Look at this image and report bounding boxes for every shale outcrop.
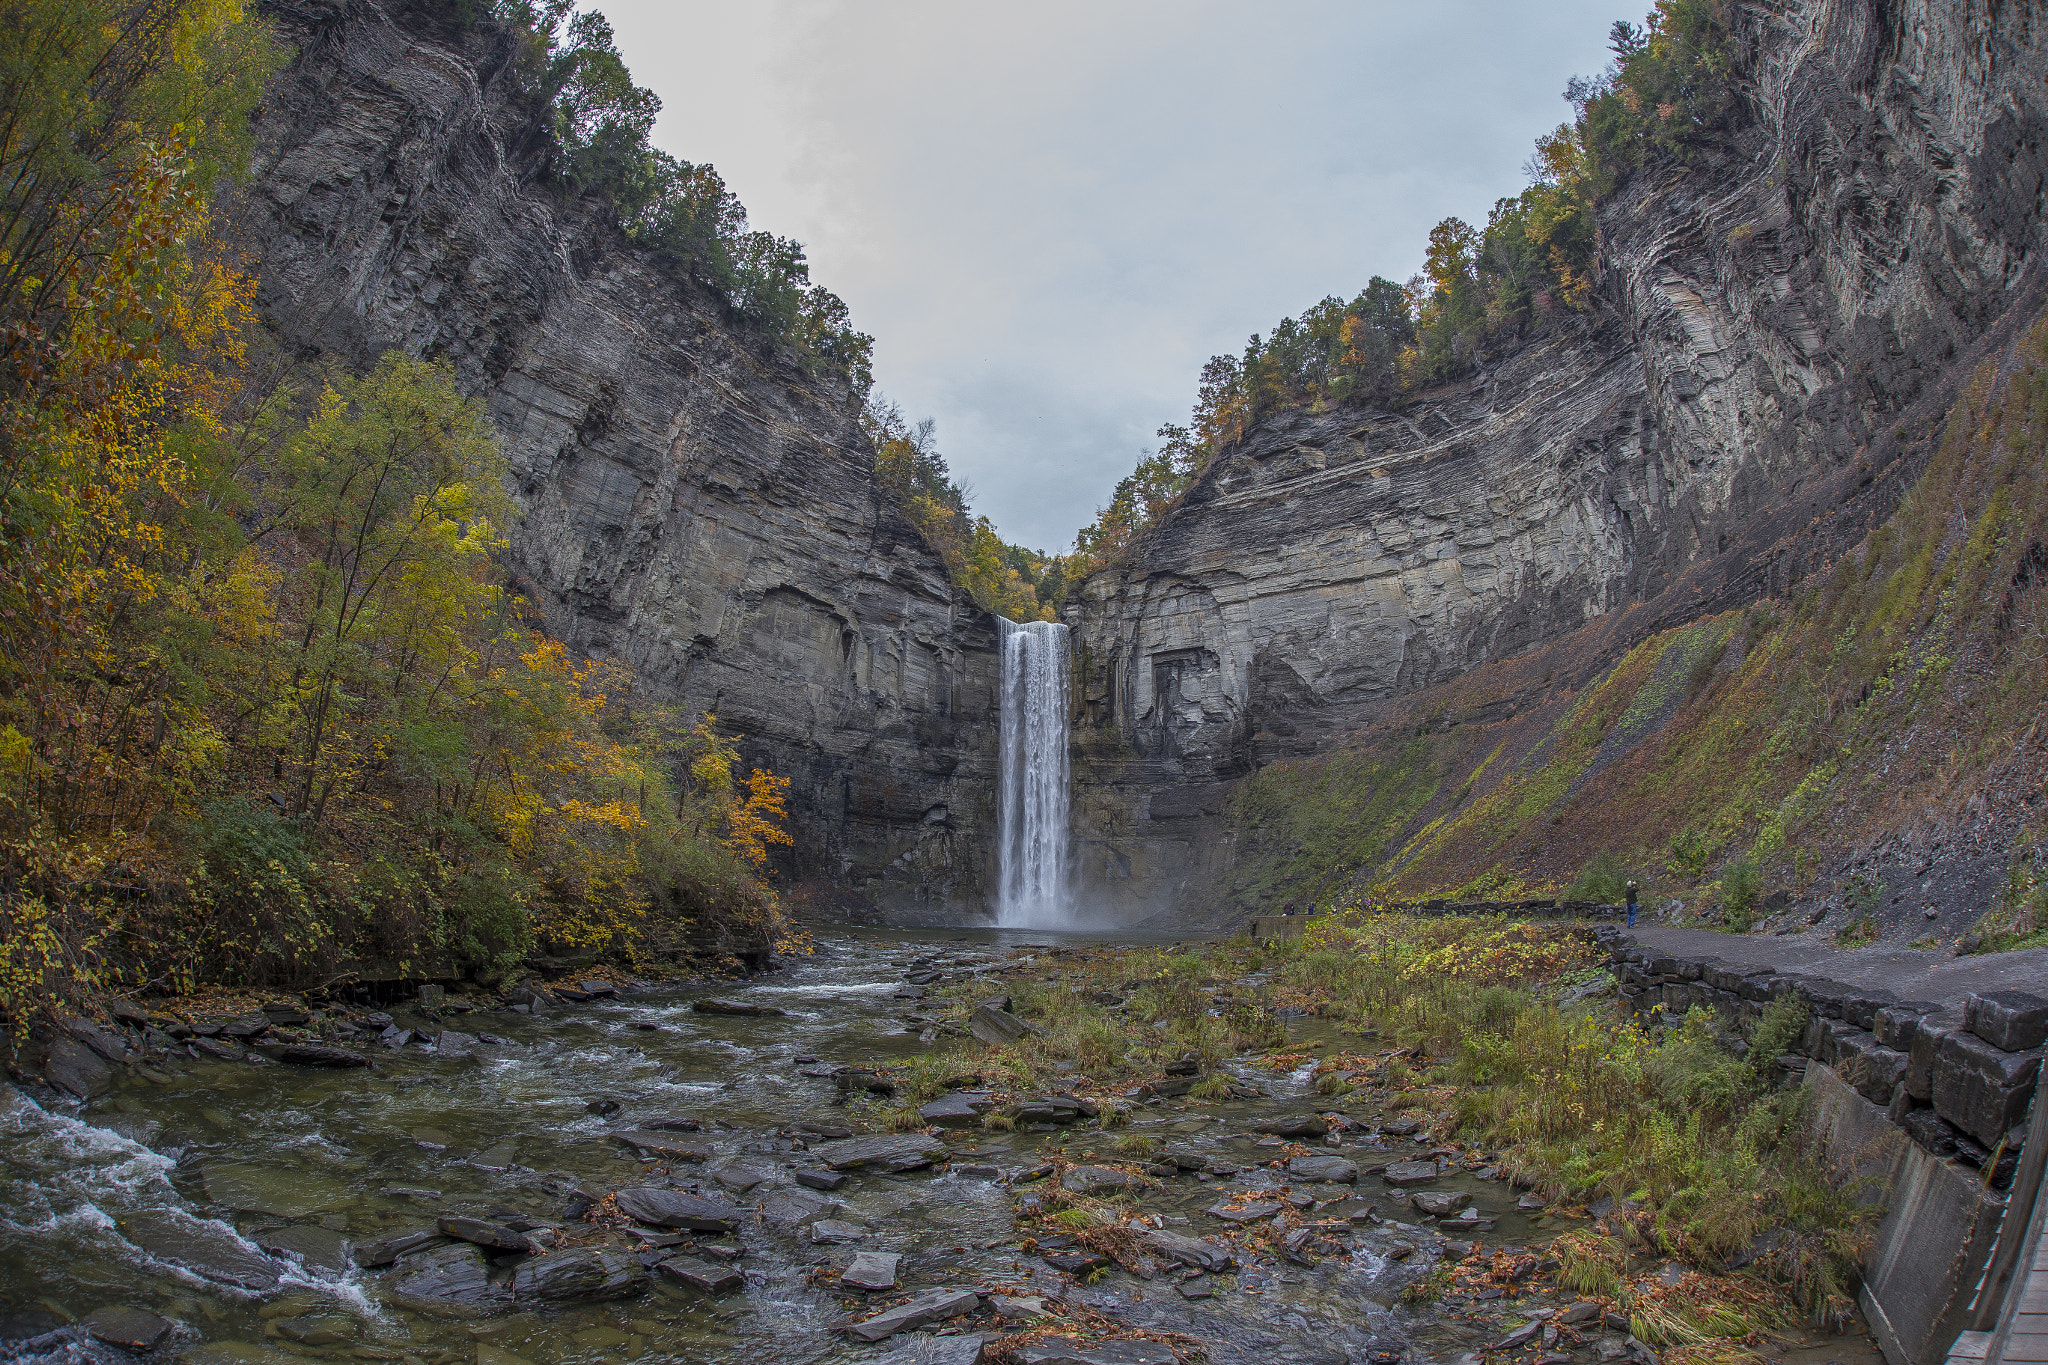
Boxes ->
[1067,0,2048,922]
[238,0,998,916]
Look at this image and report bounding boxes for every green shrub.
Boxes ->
[1721,855,1761,927]
[1566,850,1631,904]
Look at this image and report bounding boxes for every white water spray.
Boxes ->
[996,617,1072,927]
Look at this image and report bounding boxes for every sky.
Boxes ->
[599,1,1624,553]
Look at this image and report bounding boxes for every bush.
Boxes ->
[1566,850,1631,904]
[1721,855,1762,928]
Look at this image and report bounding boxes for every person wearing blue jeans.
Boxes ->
[1625,879,1639,927]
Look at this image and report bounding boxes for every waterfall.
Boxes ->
[996,617,1072,927]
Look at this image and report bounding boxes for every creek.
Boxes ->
[0,932,1875,1365]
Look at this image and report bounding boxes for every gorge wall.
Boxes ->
[1065,0,2048,924]
[238,0,1003,920]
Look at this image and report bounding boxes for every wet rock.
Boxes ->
[378,1027,412,1051]
[438,1216,530,1251]
[189,1037,243,1062]
[1039,1249,1107,1274]
[118,1211,284,1291]
[430,1029,477,1055]
[645,1117,701,1132]
[272,1317,353,1346]
[254,1225,351,1273]
[793,1167,851,1191]
[1140,1229,1233,1272]
[511,1248,642,1304]
[1019,1340,1177,1365]
[760,1188,835,1228]
[585,1098,623,1116]
[43,1035,113,1098]
[842,1287,983,1342]
[1012,1094,1096,1124]
[711,1164,773,1193]
[970,1005,1043,1045]
[85,1306,175,1352]
[389,1242,511,1314]
[919,1092,994,1128]
[352,1229,446,1267]
[793,1120,853,1139]
[578,980,617,997]
[1381,1117,1422,1136]
[1559,1302,1602,1325]
[1205,1199,1281,1223]
[222,1015,270,1040]
[836,1069,898,1096]
[841,1250,901,1290]
[691,999,786,1017]
[813,1133,948,1171]
[1495,1323,1543,1351]
[1062,1165,1145,1194]
[654,1257,743,1294]
[614,1187,740,1233]
[874,1333,986,1365]
[1411,1190,1470,1217]
[1259,1114,1329,1139]
[810,1219,868,1244]
[1287,1154,1357,1183]
[610,1131,714,1161]
[1380,1160,1440,1186]
[268,1044,369,1068]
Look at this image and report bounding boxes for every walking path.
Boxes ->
[1621,925,2048,1004]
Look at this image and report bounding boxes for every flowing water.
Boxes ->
[996,620,1072,929]
[0,933,1883,1365]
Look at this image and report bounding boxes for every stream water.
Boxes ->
[0,932,1881,1365]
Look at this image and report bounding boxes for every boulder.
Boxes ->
[510,1248,642,1304]
[970,1005,1042,1046]
[711,1164,773,1193]
[1205,1199,1280,1223]
[43,1035,113,1099]
[842,1287,983,1343]
[812,1133,948,1172]
[1411,1189,1470,1217]
[389,1242,511,1314]
[1062,1165,1146,1194]
[269,1044,370,1068]
[655,1257,743,1294]
[691,999,786,1017]
[794,1168,851,1191]
[613,1187,740,1233]
[810,1219,867,1244]
[352,1229,446,1268]
[1286,1154,1357,1183]
[1260,1114,1329,1139]
[437,1217,530,1251]
[841,1250,902,1291]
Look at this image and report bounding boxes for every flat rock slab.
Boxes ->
[1205,1200,1281,1223]
[711,1164,773,1193]
[1381,1160,1442,1186]
[1062,1165,1146,1194]
[1019,1339,1178,1365]
[613,1187,740,1233]
[1412,1190,1471,1216]
[874,1333,986,1365]
[254,1224,352,1273]
[655,1257,743,1294]
[611,1132,714,1161]
[919,1092,994,1128]
[86,1306,175,1352]
[841,1250,901,1290]
[1259,1114,1329,1139]
[813,1133,948,1172]
[692,999,787,1017]
[1287,1155,1358,1183]
[353,1230,446,1268]
[1140,1229,1232,1272]
[268,1044,369,1068]
[119,1210,285,1292]
[844,1287,982,1342]
[794,1168,851,1191]
[438,1216,529,1251]
[511,1248,642,1304]
[759,1189,835,1228]
[810,1219,867,1244]
[389,1242,511,1315]
[970,1005,1042,1046]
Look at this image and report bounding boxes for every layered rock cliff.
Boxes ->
[1068,0,2048,922]
[238,0,1001,918]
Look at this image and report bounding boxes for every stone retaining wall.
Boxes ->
[1605,932,2044,1365]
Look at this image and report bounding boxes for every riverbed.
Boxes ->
[0,931,1884,1365]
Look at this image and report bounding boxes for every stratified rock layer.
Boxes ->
[1068,0,2048,921]
[239,0,997,919]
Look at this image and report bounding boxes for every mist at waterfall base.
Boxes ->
[995,617,1076,928]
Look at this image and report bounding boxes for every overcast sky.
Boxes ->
[600,1,1624,553]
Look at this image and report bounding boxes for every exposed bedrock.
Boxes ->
[1068,0,2048,923]
[238,0,1000,917]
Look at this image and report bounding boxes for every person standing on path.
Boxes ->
[1626,879,1639,927]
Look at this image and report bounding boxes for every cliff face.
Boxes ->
[239,0,1000,918]
[1069,0,2048,922]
